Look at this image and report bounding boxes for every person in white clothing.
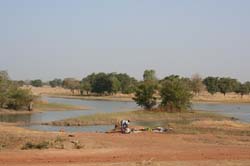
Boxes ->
[120,120,130,133]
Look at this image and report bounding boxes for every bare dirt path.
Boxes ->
[1,133,250,166]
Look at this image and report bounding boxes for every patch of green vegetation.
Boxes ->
[0,144,6,150]
[21,141,49,150]
[34,102,84,111]
[51,110,229,127]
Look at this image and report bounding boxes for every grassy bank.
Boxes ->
[49,110,231,126]
[0,102,87,115]
[49,110,250,136]
[34,101,87,112]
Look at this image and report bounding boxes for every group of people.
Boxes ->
[119,120,171,134]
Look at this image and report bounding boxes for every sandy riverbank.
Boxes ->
[0,121,250,166]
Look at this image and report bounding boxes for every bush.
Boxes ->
[6,87,33,110]
[0,71,34,110]
[133,82,157,110]
[22,141,49,150]
[160,78,193,112]
[30,79,43,87]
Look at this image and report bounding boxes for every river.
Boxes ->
[0,97,250,132]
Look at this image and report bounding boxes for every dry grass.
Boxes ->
[192,120,250,129]
[193,91,250,103]
[0,123,86,151]
[34,100,87,111]
[23,85,72,96]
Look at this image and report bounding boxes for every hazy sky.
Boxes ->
[0,0,249,81]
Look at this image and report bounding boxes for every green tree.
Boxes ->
[80,80,91,95]
[160,78,193,112]
[161,75,180,82]
[190,74,204,95]
[6,86,34,110]
[116,73,137,94]
[0,71,10,108]
[91,73,112,95]
[0,71,34,110]
[62,78,80,94]
[133,82,157,110]
[31,79,43,87]
[245,82,250,93]
[235,83,250,97]
[110,76,121,94]
[203,77,219,95]
[218,77,239,96]
[82,72,138,95]
[143,69,157,82]
[49,79,62,88]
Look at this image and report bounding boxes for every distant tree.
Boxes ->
[190,74,204,95]
[133,82,157,110]
[143,69,157,82]
[62,78,80,94]
[49,79,62,88]
[109,76,121,94]
[245,82,250,93]
[203,77,219,95]
[0,70,9,81]
[181,77,192,88]
[84,73,97,85]
[235,82,250,97]
[91,73,112,95]
[81,72,138,95]
[30,79,43,87]
[160,77,193,112]
[218,77,239,96]
[80,80,91,95]
[116,73,137,94]
[161,75,180,82]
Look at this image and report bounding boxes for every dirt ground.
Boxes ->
[1,123,250,166]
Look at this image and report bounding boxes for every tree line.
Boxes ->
[2,69,250,112]
[23,70,250,98]
[26,73,138,96]
[203,77,250,97]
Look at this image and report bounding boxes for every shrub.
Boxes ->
[160,78,193,112]
[22,141,49,150]
[133,82,157,110]
[6,87,33,110]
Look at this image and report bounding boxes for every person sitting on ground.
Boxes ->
[120,120,130,133]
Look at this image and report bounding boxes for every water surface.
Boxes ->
[1,97,250,132]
